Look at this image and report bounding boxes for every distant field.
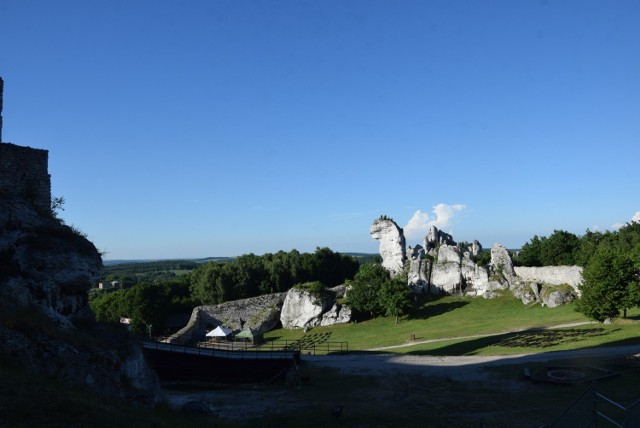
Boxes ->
[264,295,640,355]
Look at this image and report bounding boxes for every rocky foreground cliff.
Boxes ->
[0,144,161,405]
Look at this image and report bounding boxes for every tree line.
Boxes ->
[514,223,640,322]
[189,247,360,305]
[90,247,360,334]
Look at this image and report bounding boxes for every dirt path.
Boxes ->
[303,343,640,381]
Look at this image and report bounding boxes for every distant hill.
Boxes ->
[102,257,233,266]
[102,253,379,266]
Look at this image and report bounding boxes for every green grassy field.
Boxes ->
[264,295,640,355]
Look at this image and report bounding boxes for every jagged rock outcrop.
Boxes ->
[490,243,517,285]
[370,213,585,307]
[407,245,430,293]
[541,288,577,308]
[168,293,287,345]
[0,198,103,327]
[320,303,352,326]
[511,282,540,305]
[430,245,463,294]
[370,217,406,277]
[0,197,161,405]
[424,225,455,254]
[1,141,161,405]
[471,240,482,257]
[460,257,490,296]
[280,286,351,329]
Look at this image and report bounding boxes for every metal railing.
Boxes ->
[550,383,640,428]
[625,399,640,428]
[142,339,298,360]
[143,337,349,359]
[193,338,349,355]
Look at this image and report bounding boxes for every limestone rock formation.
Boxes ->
[471,240,482,257]
[511,281,540,305]
[370,217,406,277]
[489,243,517,285]
[168,293,287,344]
[407,245,430,293]
[424,225,455,254]
[460,257,490,296]
[430,245,465,294]
[280,286,351,329]
[320,303,352,326]
[280,287,335,329]
[370,212,584,307]
[541,288,577,308]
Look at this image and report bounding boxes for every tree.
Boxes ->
[188,248,359,305]
[90,289,128,322]
[346,263,389,316]
[576,245,639,322]
[574,229,606,267]
[380,275,412,324]
[125,282,171,335]
[346,263,411,323]
[515,235,544,267]
[540,230,581,266]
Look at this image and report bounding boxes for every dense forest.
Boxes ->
[90,248,363,334]
[89,222,640,333]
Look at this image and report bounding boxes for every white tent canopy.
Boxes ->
[206,326,232,337]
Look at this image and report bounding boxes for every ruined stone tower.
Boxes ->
[0,77,52,213]
[0,77,4,142]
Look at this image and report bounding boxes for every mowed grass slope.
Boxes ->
[264,295,640,355]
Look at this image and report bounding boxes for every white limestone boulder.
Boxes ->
[280,287,334,329]
[430,245,463,294]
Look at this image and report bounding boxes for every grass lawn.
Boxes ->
[264,295,640,355]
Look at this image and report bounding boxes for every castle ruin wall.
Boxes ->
[0,142,51,213]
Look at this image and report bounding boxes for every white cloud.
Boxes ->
[403,203,466,241]
[612,211,640,230]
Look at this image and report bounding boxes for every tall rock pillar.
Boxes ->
[370,217,406,277]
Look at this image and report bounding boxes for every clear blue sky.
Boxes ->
[2,1,639,260]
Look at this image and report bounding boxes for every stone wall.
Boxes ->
[0,143,51,213]
[514,266,583,290]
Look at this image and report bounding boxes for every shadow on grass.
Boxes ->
[406,295,469,320]
[402,327,629,357]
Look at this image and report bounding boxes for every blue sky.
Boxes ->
[2,1,639,260]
